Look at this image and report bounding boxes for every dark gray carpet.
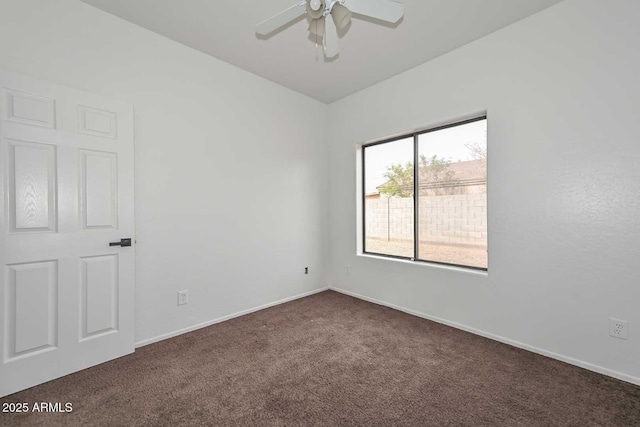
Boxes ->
[1,290,639,426]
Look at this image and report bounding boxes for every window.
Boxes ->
[362,117,487,270]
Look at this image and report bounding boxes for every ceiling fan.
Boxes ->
[256,0,404,58]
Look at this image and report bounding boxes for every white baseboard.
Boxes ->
[135,287,329,348]
[329,286,640,387]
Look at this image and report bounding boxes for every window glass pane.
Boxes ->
[417,119,487,269]
[364,137,414,258]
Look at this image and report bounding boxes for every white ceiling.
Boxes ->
[81,0,563,103]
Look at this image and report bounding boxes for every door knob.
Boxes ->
[109,238,132,247]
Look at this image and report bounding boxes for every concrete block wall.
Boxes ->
[365,193,487,245]
[418,193,487,245]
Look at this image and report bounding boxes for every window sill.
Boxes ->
[357,253,489,277]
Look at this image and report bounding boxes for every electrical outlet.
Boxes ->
[345,265,351,275]
[178,290,189,306]
[609,318,628,339]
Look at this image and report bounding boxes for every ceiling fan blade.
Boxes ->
[332,3,352,30]
[344,0,404,23]
[256,1,307,36]
[324,14,339,58]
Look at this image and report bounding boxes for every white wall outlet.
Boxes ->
[609,318,628,339]
[178,290,189,306]
[345,265,351,275]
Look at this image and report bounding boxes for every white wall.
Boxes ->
[328,0,640,384]
[0,0,329,344]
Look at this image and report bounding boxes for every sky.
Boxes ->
[364,119,487,193]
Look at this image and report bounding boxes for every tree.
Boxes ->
[418,155,455,188]
[378,155,456,198]
[379,161,414,198]
[464,142,487,160]
[464,141,487,183]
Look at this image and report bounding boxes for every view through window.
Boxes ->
[363,117,487,270]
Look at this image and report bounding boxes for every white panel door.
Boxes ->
[0,71,135,397]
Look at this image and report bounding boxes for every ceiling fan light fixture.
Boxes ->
[331,3,352,30]
[307,0,325,19]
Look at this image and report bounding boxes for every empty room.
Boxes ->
[0,0,639,425]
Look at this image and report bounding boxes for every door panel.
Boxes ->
[0,71,135,397]
[8,140,56,232]
[4,89,56,129]
[80,254,119,340]
[78,106,117,139]
[6,260,58,359]
[80,150,118,230]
